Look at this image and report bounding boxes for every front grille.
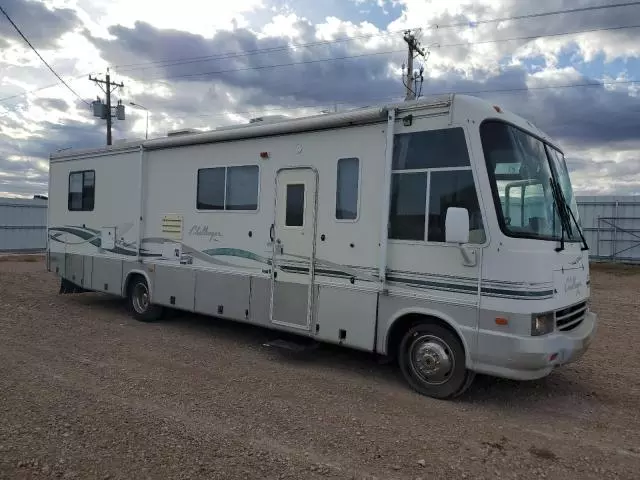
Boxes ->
[556,301,588,332]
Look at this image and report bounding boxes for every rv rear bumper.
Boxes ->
[473,310,597,381]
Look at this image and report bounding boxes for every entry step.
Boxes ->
[263,337,319,352]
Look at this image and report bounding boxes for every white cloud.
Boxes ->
[261,13,306,39]
[1,0,640,197]
[71,0,264,38]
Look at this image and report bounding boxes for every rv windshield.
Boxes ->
[480,121,580,242]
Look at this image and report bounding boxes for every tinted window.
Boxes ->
[286,184,305,227]
[388,173,427,240]
[393,127,470,170]
[197,165,259,211]
[428,170,484,243]
[226,165,259,210]
[68,170,95,211]
[336,157,359,220]
[197,168,225,210]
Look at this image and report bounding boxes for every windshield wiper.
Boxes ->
[549,178,572,252]
[549,177,589,252]
[559,190,589,252]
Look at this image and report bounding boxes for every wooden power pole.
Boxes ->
[403,30,425,101]
[89,70,125,145]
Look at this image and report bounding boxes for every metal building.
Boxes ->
[0,196,48,252]
[577,196,640,264]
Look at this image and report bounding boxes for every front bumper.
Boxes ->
[473,310,598,381]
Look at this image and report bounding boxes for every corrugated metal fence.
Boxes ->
[0,197,48,252]
[577,196,640,263]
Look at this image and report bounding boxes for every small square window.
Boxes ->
[336,157,359,220]
[68,170,95,211]
[285,184,305,227]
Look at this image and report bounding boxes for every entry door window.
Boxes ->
[285,184,305,227]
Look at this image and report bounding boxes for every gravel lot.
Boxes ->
[1,258,639,479]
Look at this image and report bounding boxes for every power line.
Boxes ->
[2,12,638,108]
[0,72,92,104]
[111,1,640,73]
[168,79,638,122]
[143,49,404,82]
[0,5,90,106]
[130,24,640,83]
[3,22,638,105]
[431,1,640,30]
[439,23,640,49]
[2,9,638,104]
[113,31,398,72]
[0,71,173,105]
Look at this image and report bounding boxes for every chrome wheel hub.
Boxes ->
[132,283,149,314]
[409,335,454,385]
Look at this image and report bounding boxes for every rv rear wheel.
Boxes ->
[398,323,474,400]
[128,276,163,322]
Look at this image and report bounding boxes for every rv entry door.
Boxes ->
[270,167,318,330]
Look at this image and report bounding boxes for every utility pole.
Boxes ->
[403,30,425,101]
[89,69,125,145]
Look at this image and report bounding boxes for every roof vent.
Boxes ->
[167,128,198,136]
[248,115,289,124]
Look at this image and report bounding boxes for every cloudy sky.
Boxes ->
[1,0,639,198]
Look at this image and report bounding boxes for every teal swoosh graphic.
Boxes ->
[202,248,271,265]
[49,226,137,256]
[49,226,101,247]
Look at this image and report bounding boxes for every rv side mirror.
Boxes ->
[445,207,470,244]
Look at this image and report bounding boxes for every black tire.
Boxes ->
[398,322,473,400]
[127,276,163,322]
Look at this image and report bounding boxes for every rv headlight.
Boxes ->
[531,312,555,336]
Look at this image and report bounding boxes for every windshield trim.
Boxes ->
[480,118,580,244]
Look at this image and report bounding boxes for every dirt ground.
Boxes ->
[1,259,639,480]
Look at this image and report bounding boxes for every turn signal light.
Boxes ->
[495,317,508,326]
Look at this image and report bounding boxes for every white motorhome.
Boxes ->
[47,94,597,399]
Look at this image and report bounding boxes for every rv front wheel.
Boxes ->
[398,323,473,399]
[128,276,163,322]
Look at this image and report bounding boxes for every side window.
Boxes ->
[68,170,95,211]
[197,168,225,210]
[336,157,359,220]
[388,127,485,243]
[393,127,470,169]
[197,165,259,211]
[388,173,427,240]
[428,171,484,243]
[226,165,259,210]
[285,184,305,227]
